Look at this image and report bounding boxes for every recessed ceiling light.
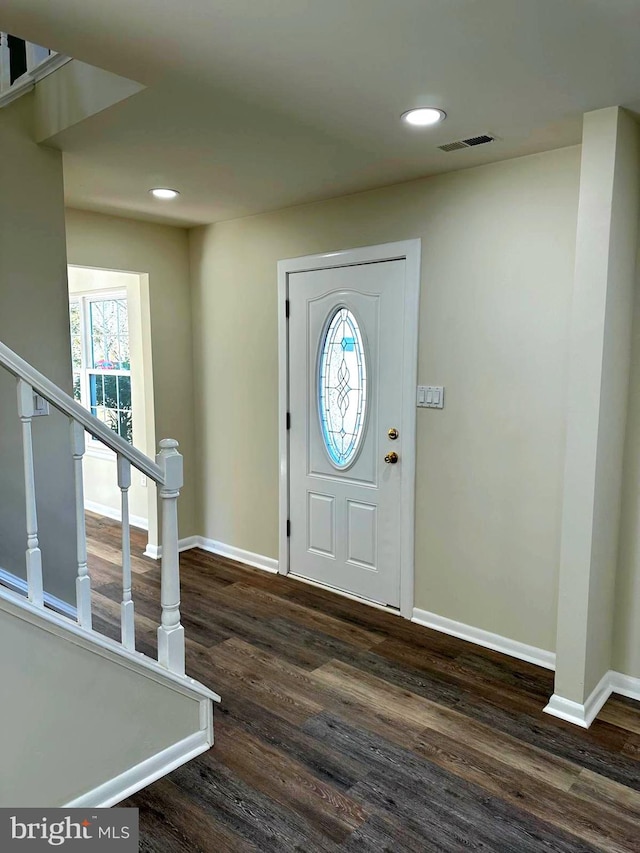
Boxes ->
[149,188,179,200]
[401,108,446,127]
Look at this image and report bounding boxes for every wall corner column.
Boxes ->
[546,106,640,727]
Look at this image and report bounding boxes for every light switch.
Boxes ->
[32,393,50,417]
[417,385,444,409]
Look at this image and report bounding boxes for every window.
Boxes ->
[318,307,368,468]
[69,293,133,444]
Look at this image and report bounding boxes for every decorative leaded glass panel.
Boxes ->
[318,307,368,468]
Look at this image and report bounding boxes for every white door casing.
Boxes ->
[278,240,421,618]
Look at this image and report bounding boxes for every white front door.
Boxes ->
[287,258,409,607]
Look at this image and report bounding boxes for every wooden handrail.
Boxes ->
[0,339,164,483]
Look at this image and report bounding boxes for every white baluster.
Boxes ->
[71,420,92,629]
[118,455,135,651]
[17,380,43,608]
[156,439,185,675]
[0,33,11,93]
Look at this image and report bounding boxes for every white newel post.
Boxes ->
[71,420,92,629]
[156,438,185,675]
[17,380,44,608]
[0,33,10,93]
[118,454,135,650]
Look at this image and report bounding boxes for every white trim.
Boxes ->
[610,670,640,702]
[28,52,72,83]
[543,670,640,728]
[195,537,278,572]
[0,53,72,108]
[143,536,201,561]
[85,499,148,531]
[0,585,220,704]
[0,567,77,620]
[412,607,556,671]
[277,240,421,618]
[0,76,33,107]
[544,670,613,729]
[277,254,290,579]
[146,536,278,572]
[65,720,213,807]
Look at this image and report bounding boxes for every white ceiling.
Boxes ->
[2,0,640,226]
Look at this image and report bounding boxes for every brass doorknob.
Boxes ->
[384,452,399,464]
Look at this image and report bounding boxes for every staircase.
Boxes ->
[0,339,219,807]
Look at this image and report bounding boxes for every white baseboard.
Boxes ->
[146,534,279,572]
[85,499,148,531]
[144,536,200,561]
[610,670,640,701]
[544,670,613,728]
[411,607,556,671]
[544,669,640,728]
[0,567,77,620]
[196,536,278,573]
[65,724,213,807]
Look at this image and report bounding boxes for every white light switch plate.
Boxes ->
[417,385,444,408]
[32,393,50,417]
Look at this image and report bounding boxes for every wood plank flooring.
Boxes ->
[85,513,640,852]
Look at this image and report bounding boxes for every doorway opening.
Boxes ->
[67,266,157,548]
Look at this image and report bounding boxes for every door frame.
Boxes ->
[277,239,421,619]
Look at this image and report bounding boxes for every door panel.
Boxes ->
[346,500,377,569]
[289,260,406,607]
[308,492,335,557]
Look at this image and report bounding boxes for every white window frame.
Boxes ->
[69,289,133,458]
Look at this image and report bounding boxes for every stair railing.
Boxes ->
[0,33,70,106]
[0,339,186,676]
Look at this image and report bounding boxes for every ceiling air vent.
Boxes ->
[438,134,495,152]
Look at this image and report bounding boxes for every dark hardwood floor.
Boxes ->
[85,512,640,852]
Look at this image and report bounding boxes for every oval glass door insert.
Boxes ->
[318,307,368,468]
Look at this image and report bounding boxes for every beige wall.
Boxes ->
[67,267,153,533]
[190,145,581,652]
[0,94,77,604]
[65,210,198,540]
